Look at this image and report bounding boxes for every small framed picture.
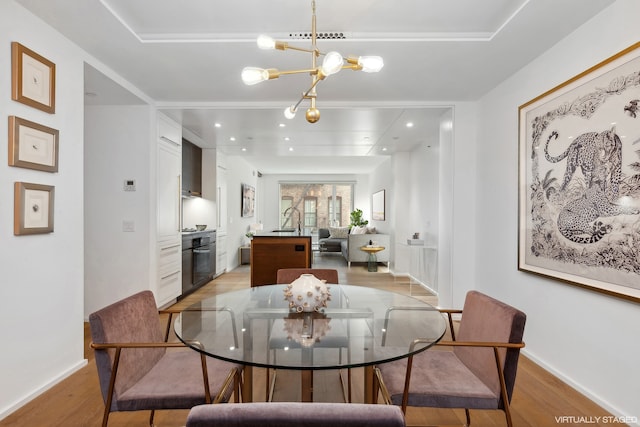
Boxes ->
[8,116,59,172]
[14,182,55,235]
[11,42,56,114]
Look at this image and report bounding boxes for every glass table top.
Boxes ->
[174,284,447,370]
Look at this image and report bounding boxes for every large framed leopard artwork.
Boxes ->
[519,42,640,303]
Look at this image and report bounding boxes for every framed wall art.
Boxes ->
[11,41,56,114]
[14,182,55,235]
[8,116,59,172]
[372,189,385,221]
[518,42,640,303]
[241,183,255,218]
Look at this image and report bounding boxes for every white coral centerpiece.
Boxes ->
[283,273,331,312]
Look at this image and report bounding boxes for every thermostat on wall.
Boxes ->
[124,179,136,191]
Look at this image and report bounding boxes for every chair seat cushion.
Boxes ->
[115,349,240,411]
[377,350,499,409]
[186,402,406,427]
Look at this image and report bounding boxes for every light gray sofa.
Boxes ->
[318,228,390,267]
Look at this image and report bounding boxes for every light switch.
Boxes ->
[124,179,136,191]
[122,220,135,232]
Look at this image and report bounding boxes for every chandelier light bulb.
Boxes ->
[257,35,276,50]
[321,51,344,76]
[284,105,297,120]
[241,67,269,85]
[358,56,384,73]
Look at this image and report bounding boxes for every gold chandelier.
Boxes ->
[241,0,384,123]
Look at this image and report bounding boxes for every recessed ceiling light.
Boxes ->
[214,123,222,128]
[289,147,294,152]
[382,147,388,152]
[241,147,247,152]
[284,137,290,141]
[230,137,236,141]
[406,122,414,128]
[279,123,286,128]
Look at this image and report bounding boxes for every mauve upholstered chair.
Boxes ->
[186,402,406,427]
[89,290,243,427]
[375,291,526,427]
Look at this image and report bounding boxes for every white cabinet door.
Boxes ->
[157,139,181,241]
[156,114,182,305]
[216,164,227,233]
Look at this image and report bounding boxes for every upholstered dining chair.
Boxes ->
[89,290,243,427]
[186,402,406,427]
[374,291,526,427]
[270,268,351,401]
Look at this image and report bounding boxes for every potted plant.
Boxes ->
[349,209,369,228]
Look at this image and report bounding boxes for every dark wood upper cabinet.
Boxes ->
[182,138,202,197]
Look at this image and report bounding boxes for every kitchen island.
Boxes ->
[250,233,312,287]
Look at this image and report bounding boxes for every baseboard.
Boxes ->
[0,359,88,422]
[390,270,438,296]
[522,350,638,426]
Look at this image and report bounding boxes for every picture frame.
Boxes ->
[241,183,255,218]
[518,42,640,303]
[372,189,385,221]
[14,182,55,235]
[11,42,56,114]
[8,116,59,172]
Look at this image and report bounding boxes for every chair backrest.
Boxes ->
[276,268,339,284]
[89,290,165,407]
[454,291,526,404]
[186,402,406,427]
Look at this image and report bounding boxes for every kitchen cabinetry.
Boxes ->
[156,113,182,306]
[250,235,312,286]
[181,138,202,197]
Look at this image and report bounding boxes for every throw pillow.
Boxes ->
[350,226,367,235]
[329,226,349,239]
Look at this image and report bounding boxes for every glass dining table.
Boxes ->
[174,284,446,403]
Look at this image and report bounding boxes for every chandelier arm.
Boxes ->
[290,76,323,112]
[277,68,320,77]
[342,64,363,71]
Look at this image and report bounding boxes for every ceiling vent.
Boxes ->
[287,32,346,40]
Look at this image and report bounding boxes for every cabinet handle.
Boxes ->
[160,135,180,146]
[161,270,180,280]
[161,244,180,251]
[217,186,221,228]
[178,175,182,232]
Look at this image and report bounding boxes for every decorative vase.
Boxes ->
[283,273,331,312]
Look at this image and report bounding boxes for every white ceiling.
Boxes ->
[18,0,615,173]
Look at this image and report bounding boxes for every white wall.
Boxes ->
[0,1,85,418]
[475,0,640,420]
[224,156,261,270]
[84,105,153,317]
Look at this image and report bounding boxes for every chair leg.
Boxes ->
[149,410,155,427]
[464,408,471,426]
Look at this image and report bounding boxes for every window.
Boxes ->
[304,197,317,227]
[279,183,353,231]
[281,196,293,228]
[328,196,342,227]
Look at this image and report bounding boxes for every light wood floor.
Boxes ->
[1,254,617,426]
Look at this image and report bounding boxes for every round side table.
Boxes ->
[360,246,385,272]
